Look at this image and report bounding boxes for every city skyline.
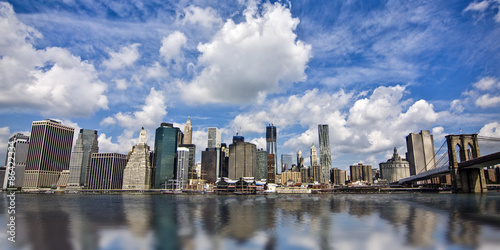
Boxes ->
[1,1,500,171]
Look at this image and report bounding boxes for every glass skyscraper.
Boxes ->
[281,154,293,173]
[266,125,278,174]
[318,124,332,184]
[154,123,181,189]
[68,129,98,188]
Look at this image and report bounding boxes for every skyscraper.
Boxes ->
[122,128,152,190]
[23,119,74,190]
[310,144,318,167]
[174,147,189,190]
[297,150,304,168]
[87,153,128,190]
[256,149,268,181]
[406,130,436,176]
[228,135,257,179]
[207,127,221,148]
[154,123,181,189]
[182,118,192,144]
[67,129,98,188]
[266,125,278,174]
[318,124,332,183]
[3,133,29,189]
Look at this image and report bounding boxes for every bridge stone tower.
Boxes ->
[446,134,487,193]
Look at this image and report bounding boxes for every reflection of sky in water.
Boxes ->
[1,193,500,249]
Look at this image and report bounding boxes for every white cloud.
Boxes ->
[181,2,312,104]
[113,88,167,129]
[479,122,500,137]
[146,62,168,79]
[100,116,116,126]
[464,1,490,12]
[114,79,128,90]
[180,5,222,28]
[102,43,141,70]
[473,76,499,90]
[249,137,266,151]
[475,94,500,108]
[159,31,187,66]
[0,127,11,161]
[0,2,108,117]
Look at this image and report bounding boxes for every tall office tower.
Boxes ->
[3,133,29,189]
[300,167,309,183]
[201,148,218,183]
[406,130,436,176]
[67,129,98,188]
[220,143,229,177]
[256,149,268,181]
[123,128,152,190]
[179,143,196,179]
[23,119,74,190]
[87,153,128,189]
[228,135,257,179]
[350,163,373,184]
[174,147,189,190]
[208,127,221,148]
[312,165,322,183]
[154,123,181,189]
[318,124,332,183]
[182,118,192,144]
[266,125,278,174]
[267,154,276,183]
[330,168,346,186]
[281,154,293,173]
[297,150,302,167]
[380,147,410,183]
[310,144,318,167]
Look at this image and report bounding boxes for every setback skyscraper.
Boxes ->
[310,144,318,167]
[122,128,152,190]
[23,119,74,190]
[318,124,332,183]
[182,118,192,144]
[67,129,98,188]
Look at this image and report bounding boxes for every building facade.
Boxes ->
[154,123,181,189]
[379,147,411,183]
[256,149,268,181]
[122,128,153,190]
[350,163,373,184]
[23,120,74,190]
[331,168,347,186]
[318,124,332,183]
[3,133,29,189]
[406,130,436,176]
[281,171,302,186]
[310,144,318,167]
[207,127,221,148]
[228,136,257,179]
[201,148,219,184]
[281,154,293,173]
[87,153,128,190]
[67,129,99,188]
[182,118,192,144]
[173,147,189,190]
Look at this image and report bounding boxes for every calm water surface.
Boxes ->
[1,192,500,250]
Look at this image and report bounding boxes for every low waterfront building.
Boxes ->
[87,153,128,190]
[350,163,373,184]
[281,171,301,186]
[330,168,346,186]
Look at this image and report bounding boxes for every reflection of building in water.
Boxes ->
[152,197,180,249]
[124,196,153,236]
[70,197,99,250]
[406,208,437,247]
[220,198,258,242]
[447,212,480,247]
[23,197,73,250]
[377,200,411,226]
[347,197,375,217]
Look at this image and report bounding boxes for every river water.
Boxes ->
[1,192,500,250]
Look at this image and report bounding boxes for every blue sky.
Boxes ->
[1,0,500,171]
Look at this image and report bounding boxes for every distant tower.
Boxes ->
[318,124,332,183]
[406,130,436,176]
[310,144,318,167]
[266,124,278,174]
[207,127,221,148]
[3,133,29,189]
[182,118,192,144]
[281,154,293,173]
[23,119,75,190]
[154,123,181,189]
[174,147,189,190]
[122,128,152,190]
[228,135,257,179]
[67,129,99,188]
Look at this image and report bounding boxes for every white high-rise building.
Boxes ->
[3,133,29,189]
[207,128,221,148]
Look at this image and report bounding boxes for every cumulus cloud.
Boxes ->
[181,2,312,104]
[159,31,187,66]
[478,122,500,154]
[0,2,108,117]
[475,94,500,108]
[102,43,141,70]
[180,5,222,28]
[473,76,499,90]
[460,77,500,109]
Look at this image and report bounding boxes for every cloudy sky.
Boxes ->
[1,0,500,171]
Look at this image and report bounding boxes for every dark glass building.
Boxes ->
[68,129,99,188]
[266,125,278,174]
[154,123,181,189]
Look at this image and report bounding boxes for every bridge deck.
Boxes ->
[458,151,500,169]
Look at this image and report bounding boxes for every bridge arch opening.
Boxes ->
[467,143,474,160]
[455,144,463,162]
